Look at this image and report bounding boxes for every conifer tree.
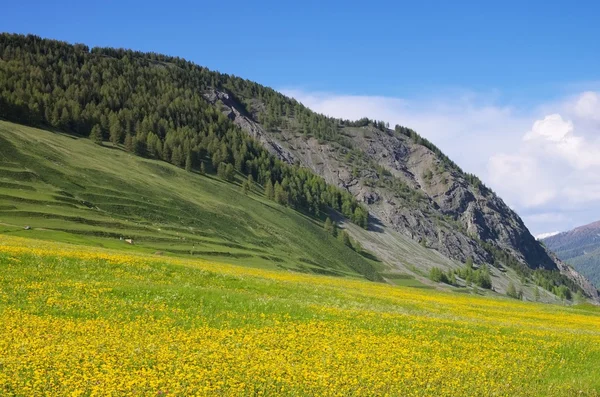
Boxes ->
[124,134,134,152]
[89,124,103,145]
[225,163,235,181]
[242,179,250,195]
[324,217,334,234]
[466,257,474,269]
[274,181,287,205]
[109,114,122,145]
[185,152,192,172]
[171,146,183,167]
[338,230,352,248]
[245,174,254,192]
[217,162,226,179]
[265,180,274,200]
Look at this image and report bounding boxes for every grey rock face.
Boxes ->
[203,90,296,164]
[556,259,600,301]
[205,89,597,299]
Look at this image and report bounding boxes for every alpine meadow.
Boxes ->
[1,29,600,396]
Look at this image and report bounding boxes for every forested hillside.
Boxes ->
[0,33,597,302]
[543,221,600,288]
[0,121,382,281]
[0,34,368,227]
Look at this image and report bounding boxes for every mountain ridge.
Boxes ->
[205,87,560,266]
[206,85,599,301]
[543,220,600,289]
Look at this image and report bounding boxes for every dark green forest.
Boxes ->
[0,33,368,227]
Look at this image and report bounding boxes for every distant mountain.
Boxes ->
[543,221,600,288]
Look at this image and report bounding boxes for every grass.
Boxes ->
[1,234,599,396]
[2,121,599,394]
[0,120,382,280]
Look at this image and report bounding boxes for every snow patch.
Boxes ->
[536,231,561,240]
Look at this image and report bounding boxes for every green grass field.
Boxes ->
[1,235,599,396]
[2,121,600,395]
[0,120,387,281]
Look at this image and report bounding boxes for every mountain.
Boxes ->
[0,33,597,302]
[543,221,600,288]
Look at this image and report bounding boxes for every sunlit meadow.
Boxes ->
[1,235,599,396]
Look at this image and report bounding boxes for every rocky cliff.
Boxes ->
[204,88,597,301]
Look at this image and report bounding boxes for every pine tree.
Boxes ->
[132,137,145,156]
[217,162,226,179]
[338,230,352,248]
[274,182,287,205]
[109,114,122,145]
[225,163,235,181]
[341,198,353,218]
[162,145,171,162]
[59,106,70,129]
[353,206,369,229]
[466,257,474,269]
[89,124,103,145]
[264,180,274,200]
[448,272,457,286]
[50,106,61,127]
[507,281,518,299]
[245,174,254,192]
[185,152,192,172]
[242,180,250,195]
[534,286,541,301]
[171,146,183,167]
[124,134,134,152]
[324,217,334,234]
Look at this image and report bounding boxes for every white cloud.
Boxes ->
[572,91,600,121]
[522,111,600,170]
[524,114,573,142]
[487,153,557,208]
[280,88,600,235]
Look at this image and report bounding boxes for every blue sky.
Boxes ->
[4,1,599,100]
[3,1,600,234]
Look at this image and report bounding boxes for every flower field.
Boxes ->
[1,235,599,396]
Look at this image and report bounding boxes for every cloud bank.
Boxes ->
[280,88,600,235]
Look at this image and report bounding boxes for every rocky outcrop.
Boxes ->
[556,259,600,301]
[203,90,296,164]
[206,89,598,300]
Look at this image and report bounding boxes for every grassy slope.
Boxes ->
[1,235,599,396]
[0,120,383,281]
[0,121,568,301]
